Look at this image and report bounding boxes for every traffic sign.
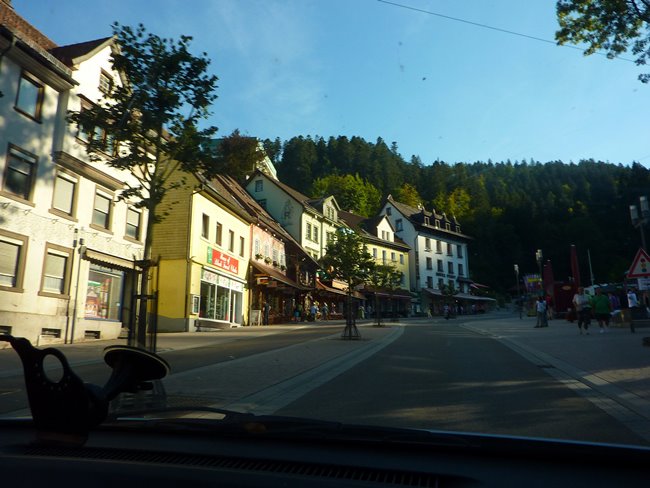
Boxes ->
[627,248,650,278]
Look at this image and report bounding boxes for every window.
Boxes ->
[446,222,451,230]
[382,250,387,263]
[457,244,463,258]
[51,172,77,217]
[448,262,454,274]
[99,70,113,94]
[386,207,392,216]
[314,227,319,243]
[201,214,210,239]
[435,220,440,228]
[228,230,235,252]
[216,222,223,246]
[427,276,433,288]
[2,145,37,201]
[438,278,444,289]
[126,208,141,240]
[15,73,44,120]
[424,216,430,226]
[306,223,312,240]
[240,236,245,257]
[40,244,71,297]
[255,180,263,192]
[400,254,404,265]
[425,238,431,250]
[426,257,433,270]
[458,263,464,276]
[391,252,396,262]
[0,230,28,291]
[254,239,260,255]
[447,243,453,256]
[92,191,112,230]
[436,240,442,253]
[272,249,278,264]
[327,231,334,243]
[257,199,267,209]
[395,219,403,231]
[437,259,443,272]
[373,248,377,258]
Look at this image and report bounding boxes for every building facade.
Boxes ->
[380,195,473,315]
[1,5,144,344]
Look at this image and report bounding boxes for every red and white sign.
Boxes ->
[627,248,650,278]
[207,248,239,274]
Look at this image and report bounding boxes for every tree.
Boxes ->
[367,264,402,326]
[68,23,219,349]
[210,129,265,182]
[392,183,423,208]
[320,230,375,339]
[556,0,650,82]
[311,174,381,217]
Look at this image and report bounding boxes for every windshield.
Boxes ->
[2,0,650,450]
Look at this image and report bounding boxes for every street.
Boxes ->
[2,312,650,447]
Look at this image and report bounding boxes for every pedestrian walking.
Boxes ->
[443,304,450,320]
[321,302,329,321]
[572,286,592,335]
[591,287,611,333]
[534,296,547,328]
[263,301,271,325]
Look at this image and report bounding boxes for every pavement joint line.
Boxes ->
[221,326,405,415]
[461,323,650,443]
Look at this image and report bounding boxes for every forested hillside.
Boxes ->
[263,135,650,293]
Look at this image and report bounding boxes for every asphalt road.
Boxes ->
[275,322,650,446]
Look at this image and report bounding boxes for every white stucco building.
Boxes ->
[380,195,474,314]
[0,4,145,344]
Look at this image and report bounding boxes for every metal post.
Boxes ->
[514,264,521,319]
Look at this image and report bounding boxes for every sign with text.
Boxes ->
[207,248,239,275]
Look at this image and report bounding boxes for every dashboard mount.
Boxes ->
[0,335,169,444]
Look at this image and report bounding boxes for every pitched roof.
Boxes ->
[0,2,56,51]
[338,210,410,251]
[386,195,472,241]
[50,36,113,66]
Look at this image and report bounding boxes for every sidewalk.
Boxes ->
[459,310,650,441]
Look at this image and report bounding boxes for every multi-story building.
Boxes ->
[244,169,344,261]
[380,195,474,315]
[338,210,412,317]
[1,4,145,344]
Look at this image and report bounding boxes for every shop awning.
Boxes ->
[82,248,136,271]
[250,260,310,290]
[316,279,365,299]
[422,288,496,302]
[362,287,412,300]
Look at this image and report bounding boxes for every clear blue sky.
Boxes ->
[13,0,650,166]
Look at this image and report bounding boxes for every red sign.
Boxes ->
[208,248,239,274]
[627,248,650,278]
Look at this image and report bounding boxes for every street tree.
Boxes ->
[556,0,650,82]
[367,264,402,327]
[210,129,266,183]
[68,23,219,348]
[320,229,375,339]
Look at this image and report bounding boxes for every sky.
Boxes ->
[12,0,650,166]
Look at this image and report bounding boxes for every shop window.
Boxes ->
[85,265,124,320]
[200,280,230,322]
[2,145,37,201]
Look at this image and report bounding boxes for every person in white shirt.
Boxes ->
[572,287,592,335]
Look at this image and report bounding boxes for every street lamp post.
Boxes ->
[514,264,522,319]
[535,249,543,296]
[629,196,649,251]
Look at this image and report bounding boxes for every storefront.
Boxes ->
[198,267,245,327]
[84,264,124,320]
